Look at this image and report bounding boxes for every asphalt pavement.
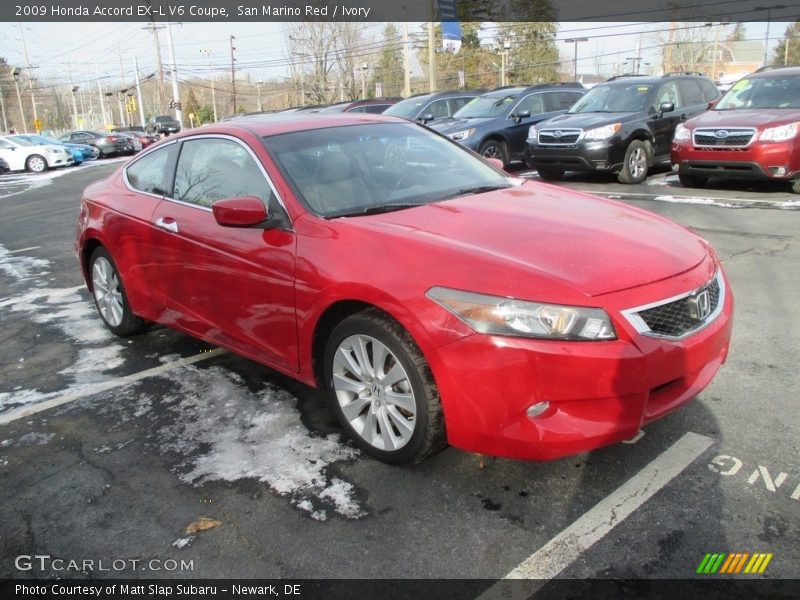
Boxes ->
[0,162,797,589]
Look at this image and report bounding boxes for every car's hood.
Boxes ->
[344,183,707,298]
[431,116,498,134]
[689,108,800,128]
[539,112,641,129]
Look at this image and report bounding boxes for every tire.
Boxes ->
[536,166,565,181]
[790,180,800,194]
[478,139,508,168]
[323,309,446,465]
[617,140,650,184]
[88,247,146,337]
[26,154,48,173]
[678,173,708,188]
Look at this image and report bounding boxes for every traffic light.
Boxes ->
[168,100,182,110]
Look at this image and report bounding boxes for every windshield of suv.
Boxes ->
[265,122,512,218]
[453,93,517,118]
[716,75,800,109]
[384,97,430,119]
[569,83,653,113]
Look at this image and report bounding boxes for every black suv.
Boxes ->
[148,115,181,135]
[431,83,585,167]
[527,73,720,183]
[383,90,481,124]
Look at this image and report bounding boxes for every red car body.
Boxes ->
[76,115,733,462]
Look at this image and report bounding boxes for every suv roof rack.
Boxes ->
[663,71,704,77]
[605,74,649,81]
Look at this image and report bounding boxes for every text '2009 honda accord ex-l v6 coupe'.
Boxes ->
[76,114,733,465]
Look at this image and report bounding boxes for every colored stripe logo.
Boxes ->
[697,553,773,574]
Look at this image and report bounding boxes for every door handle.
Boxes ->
[155,217,179,233]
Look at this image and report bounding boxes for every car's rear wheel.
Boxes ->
[26,154,48,173]
[479,140,508,168]
[324,310,445,465]
[618,140,649,184]
[536,166,565,181]
[678,173,708,188]
[89,247,145,336]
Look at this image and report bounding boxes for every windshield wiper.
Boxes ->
[333,202,429,218]
[436,184,511,201]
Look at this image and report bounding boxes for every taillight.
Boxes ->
[105,135,118,142]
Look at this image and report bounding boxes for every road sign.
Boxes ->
[33,119,42,131]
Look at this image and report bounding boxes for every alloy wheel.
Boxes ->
[92,256,124,327]
[629,146,647,179]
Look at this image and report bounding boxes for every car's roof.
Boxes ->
[163,113,408,139]
[748,66,800,78]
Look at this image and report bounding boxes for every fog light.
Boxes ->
[526,401,550,418]
[593,161,607,170]
[671,163,679,172]
[769,166,787,177]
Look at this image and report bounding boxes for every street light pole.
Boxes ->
[256,78,263,111]
[12,68,27,133]
[756,4,786,65]
[360,64,367,98]
[200,49,218,122]
[565,38,588,80]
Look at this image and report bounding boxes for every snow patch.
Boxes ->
[16,432,56,445]
[653,195,735,208]
[172,537,194,549]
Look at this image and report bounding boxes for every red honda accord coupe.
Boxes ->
[76,114,733,464]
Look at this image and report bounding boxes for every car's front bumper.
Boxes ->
[671,140,800,181]
[428,262,733,461]
[527,140,625,173]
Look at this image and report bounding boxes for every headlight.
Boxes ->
[527,125,538,141]
[674,123,691,141]
[426,287,617,341]
[759,122,799,142]
[449,128,475,142]
[582,123,621,141]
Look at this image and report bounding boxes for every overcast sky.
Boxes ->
[0,20,781,91]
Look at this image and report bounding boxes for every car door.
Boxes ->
[504,92,555,160]
[0,139,25,171]
[677,78,711,120]
[649,81,684,159]
[150,135,299,372]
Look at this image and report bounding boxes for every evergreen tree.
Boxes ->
[772,21,800,66]
[371,24,404,97]
[727,23,746,42]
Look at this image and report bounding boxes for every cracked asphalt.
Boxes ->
[0,162,797,586]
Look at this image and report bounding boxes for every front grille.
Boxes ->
[693,128,755,148]
[538,129,582,145]
[624,273,723,339]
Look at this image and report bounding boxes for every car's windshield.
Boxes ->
[264,123,512,218]
[7,136,37,147]
[453,93,518,118]
[383,97,429,119]
[716,75,800,109]
[569,83,653,113]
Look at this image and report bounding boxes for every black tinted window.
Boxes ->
[698,79,720,102]
[126,145,175,195]
[174,138,272,208]
[677,79,704,106]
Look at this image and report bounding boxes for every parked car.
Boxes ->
[77,115,733,465]
[383,91,482,124]
[317,98,400,114]
[671,66,800,193]
[147,115,181,135]
[11,134,95,164]
[59,130,131,157]
[527,72,720,183]
[432,83,586,167]
[0,157,9,174]
[0,135,74,172]
[117,132,142,153]
[120,130,159,148]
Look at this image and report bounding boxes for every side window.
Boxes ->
[514,93,544,116]
[448,97,473,113]
[677,80,704,106]
[126,145,175,195]
[173,138,272,208]
[653,82,682,111]
[363,104,391,114]
[427,99,451,119]
[0,140,13,150]
[698,79,720,102]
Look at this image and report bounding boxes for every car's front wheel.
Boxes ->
[324,310,445,465]
[89,247,146,336]
[26,154,48,173]
[618,140,650,184]
[479,140,508,168]
[790,179,800,194]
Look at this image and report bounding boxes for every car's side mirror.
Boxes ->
[659,102,675,115]
[707,98,719,109]
[420,113,435,124]
[486,157,505,171]
[512,110,531,123]
[212,196,268,227]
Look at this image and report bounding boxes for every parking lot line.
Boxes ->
[8,246,42,254]
[0,348,226,426]
[478,432,713,598]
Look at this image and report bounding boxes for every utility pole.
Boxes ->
[117,42,127,126]
[95,59,107,128]
[166,21,182,126]
[18,24,38,130]
[11,68,27,133]
[230,35,237,113]
[0,79,8,133]
[360,64,367,98]
[427,21,437,92]
[256,78,263,111]
[565,38,588,80]
[402,22,411,97]
[143,21,166,113]
[200,48,218,122]
[134,56,146,127]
